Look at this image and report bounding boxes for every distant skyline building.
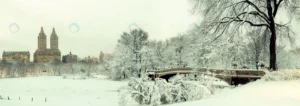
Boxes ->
[99,51,104,64]
[99,51,113,64]
[2,27,109,63]
[88,56,98,63]
[34,27,61,63]
[2,51,30,63]
[62,52,78,63]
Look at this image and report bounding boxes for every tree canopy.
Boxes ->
[190,0,300,70]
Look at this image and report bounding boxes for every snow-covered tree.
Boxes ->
[110,44,136,80]
[190,0,300,70]
[116,29,149,78]
[141,40,167,71]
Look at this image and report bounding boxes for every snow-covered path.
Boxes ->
[168,80,300,106]
[0,76,128,106]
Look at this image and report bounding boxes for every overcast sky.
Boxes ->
[1,0,299,61]
[0,0,198,60]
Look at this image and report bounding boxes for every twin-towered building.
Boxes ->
[2,27,107,64]
[33,27,61,63]
[2,27,61,64]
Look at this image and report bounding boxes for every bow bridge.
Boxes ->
[147,68,266,86]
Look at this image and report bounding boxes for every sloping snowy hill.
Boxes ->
[168,80,300,106]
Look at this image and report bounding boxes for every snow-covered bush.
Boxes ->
[169,72,230,94]
[196,75,216,93]
[170,75,211,102]
[119,77,153,106]
[262,69,300,81]
[192,71,228,94]
[119,75,212,106]
[154,78,173,104]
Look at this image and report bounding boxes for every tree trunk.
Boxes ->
[267,0,277,71]
[123,71,126,79]
[269,19,277,71]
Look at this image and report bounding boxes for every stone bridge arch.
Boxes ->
[148,68,266,86]
[157,72,232,85]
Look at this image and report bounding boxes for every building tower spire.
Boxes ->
[99,51,104,64]
[52,27,56,34]
[38,26,47,49]
[40,26,44,33]
[50,27,58,49]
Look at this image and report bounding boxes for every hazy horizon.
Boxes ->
[0,0,198,61]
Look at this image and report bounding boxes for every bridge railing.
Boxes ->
[147,67,193,74]
[196,72,263,78]
[195,68,266,76]
[148,68,266,78]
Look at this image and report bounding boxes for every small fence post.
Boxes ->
[45,97,47,102]
[8,96,10,100]
[31,97,33,102]
[0,95,2,99]
[19,97,20,100]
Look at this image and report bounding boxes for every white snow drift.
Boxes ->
[0,70,299,106]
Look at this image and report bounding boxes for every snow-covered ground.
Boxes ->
[0,76,299,106]
[0,76,128,106]
[168,80,300,106]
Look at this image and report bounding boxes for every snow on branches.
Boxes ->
[119,75,212,106]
